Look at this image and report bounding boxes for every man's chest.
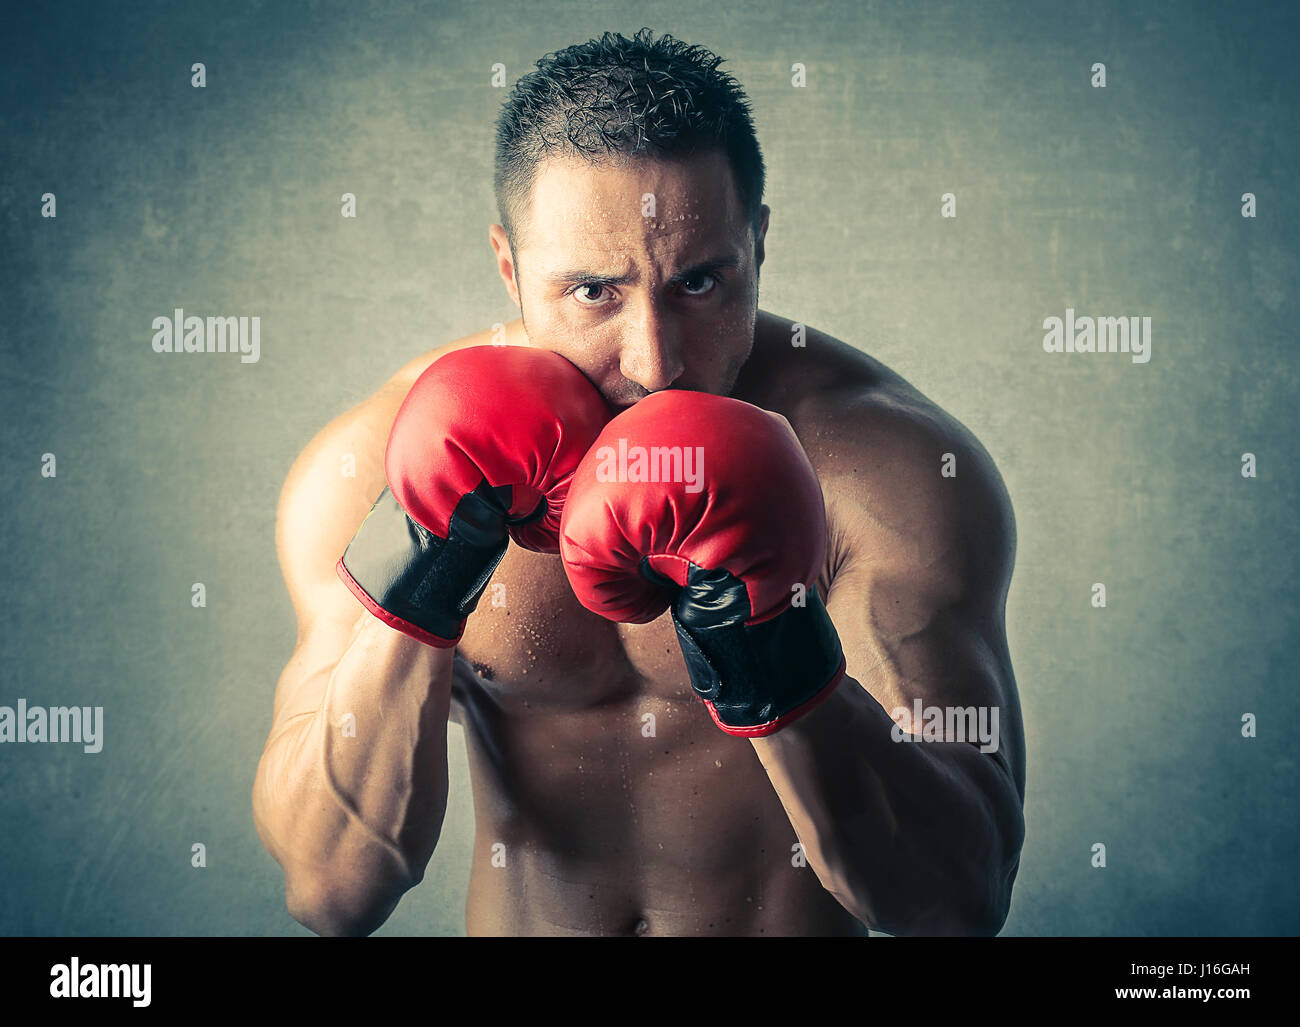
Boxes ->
[454,544,694,711]
[453,507,839,715]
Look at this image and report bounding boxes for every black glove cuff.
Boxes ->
[661,563,846,737]
[337,484,509,647]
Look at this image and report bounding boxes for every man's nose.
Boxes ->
[618,301,686,393]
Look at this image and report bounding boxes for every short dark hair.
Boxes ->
[494,28,766,254]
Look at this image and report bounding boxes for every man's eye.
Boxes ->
[572,283,609,305]
[680,273,718,296]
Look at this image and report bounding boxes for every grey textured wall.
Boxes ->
[1,0,1296,936]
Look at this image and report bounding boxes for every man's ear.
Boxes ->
[754,205,770,270]
[488,223,522,308]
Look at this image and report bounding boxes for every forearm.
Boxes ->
[253,615,455,934]
[751,676,1023,936]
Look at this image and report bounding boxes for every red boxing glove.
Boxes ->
[338,346,612,647]
[559,390,846,736]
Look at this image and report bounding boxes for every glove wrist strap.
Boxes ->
[660,563,846,737]
[338,485,509,647]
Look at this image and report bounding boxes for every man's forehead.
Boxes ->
[526,150,743,241]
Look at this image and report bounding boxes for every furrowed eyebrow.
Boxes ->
[547,267,633,287]
[667,255,741,286]
[545,255,741,288]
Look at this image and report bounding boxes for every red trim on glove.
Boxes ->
[335,558,463,649]
[704,653,848,738]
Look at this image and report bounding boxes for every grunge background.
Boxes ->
[1,0,1296,935]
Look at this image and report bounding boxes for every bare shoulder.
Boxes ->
[275,320,528,634]
[741,311,1015,608]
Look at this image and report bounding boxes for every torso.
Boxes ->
[403,311,927,935]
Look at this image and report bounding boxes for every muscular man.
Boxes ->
[253,28,1025,937]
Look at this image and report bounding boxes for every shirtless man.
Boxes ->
[252,29,1025,937]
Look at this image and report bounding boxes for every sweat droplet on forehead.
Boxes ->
[563,206,705,237]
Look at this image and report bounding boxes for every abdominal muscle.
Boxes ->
[448,547,869,937]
